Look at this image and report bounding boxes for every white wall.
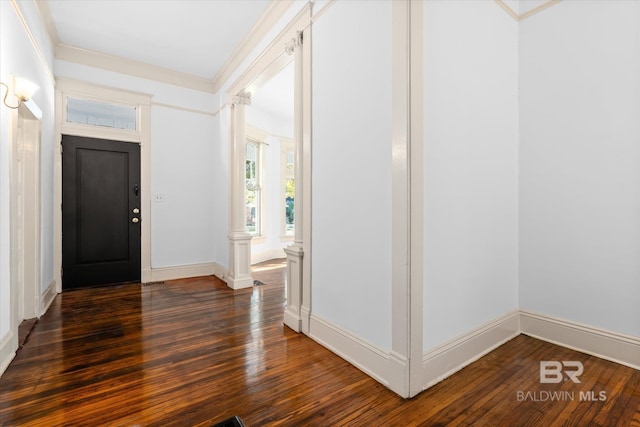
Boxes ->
[312,0,393,351]
[150,106,216,268]
[54,61,221,270]
[422,0,519,350]
[212,107,229,269]
[0,0,55,359]
[519,0,640,337]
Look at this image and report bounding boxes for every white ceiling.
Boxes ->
[46,0,272,79]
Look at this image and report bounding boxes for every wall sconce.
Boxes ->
[0,75,39,109]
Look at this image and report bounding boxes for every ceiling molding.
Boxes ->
[34,0,293,94]
[33,0,60,46]
[9,0,55,85]
[211,0,294,93]
[56,44,216,93]
[495,0,562,21]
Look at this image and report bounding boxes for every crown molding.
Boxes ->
[29,0,293,94]
[55,43,216,93]
[211,0,294,93]
[36,0,215,93]
[33,0,60,46]
[9,0,55,85]
[495,0,562,21]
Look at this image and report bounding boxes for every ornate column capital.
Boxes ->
[285,31,303,55]
[231,94,251,106]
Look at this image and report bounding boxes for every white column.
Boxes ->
[283,32,304,332]
[227,95,254,290]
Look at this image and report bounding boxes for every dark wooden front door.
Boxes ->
[62,135,141,289]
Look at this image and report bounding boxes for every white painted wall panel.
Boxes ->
[312,0,393,351]
[422,0,519,351]
[0,0,56,335]
[519,0,640,337]
[150,106,216,268]
[213,106,229,270]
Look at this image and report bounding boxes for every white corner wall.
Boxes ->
[519,0,640,337]
[311,0,393,351]
[0,0,56,371]
[422,0,519,351]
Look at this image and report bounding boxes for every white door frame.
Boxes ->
[226,3,312,333]
[9,98,42,334]
[53,79,152,292]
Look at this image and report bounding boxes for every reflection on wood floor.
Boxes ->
[0,264,639,426]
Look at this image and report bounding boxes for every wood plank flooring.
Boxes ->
[1,264,639,426]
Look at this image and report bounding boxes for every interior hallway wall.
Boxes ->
[519,0,640,337]
[422,0,520,351]
[311,0,393,351]
[54,61,220,270]
[0,0,56,366]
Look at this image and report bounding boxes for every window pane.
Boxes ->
[285,178,294,235]
[246,189,259,234]
[67,97,137,130]
[246,141,261,235]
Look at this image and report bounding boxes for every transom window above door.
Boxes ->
[66,97,137,130]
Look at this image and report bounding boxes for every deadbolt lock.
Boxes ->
[133,208,140,214]
[132,217,140,223]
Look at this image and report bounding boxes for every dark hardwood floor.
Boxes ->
[1,263,638,426]
[252,258,287,288]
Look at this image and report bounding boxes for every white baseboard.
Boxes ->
[309,314,391,388]
[251,249,286,265]
[40,279,57,316]
[284,307,302,333]
[147,262,217,282]
[520,310,640,370]
[422,310,520,391]
[0,330,17,378]
[212,263,230,284]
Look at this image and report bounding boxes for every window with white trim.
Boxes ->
[245,139,262,235]
[281,141,294,237]
[66,97,137,130]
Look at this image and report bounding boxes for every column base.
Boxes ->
[226,276,254,290]
[228,232,253,290]
[284,243,304,332]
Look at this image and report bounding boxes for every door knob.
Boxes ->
[132,217,139,223]
[133,208,140,214]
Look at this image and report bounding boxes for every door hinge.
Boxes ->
[60,144,63,154]
[60,267,63,278]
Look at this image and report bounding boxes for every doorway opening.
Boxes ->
[246,61,295,267]
[226,5,311,333]
[61,135,141,289]
[54,78,152,292]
